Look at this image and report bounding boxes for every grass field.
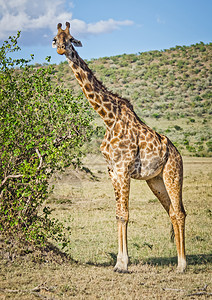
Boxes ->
[0,155,211,299]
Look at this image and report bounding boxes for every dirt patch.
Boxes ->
[0,235,72,265]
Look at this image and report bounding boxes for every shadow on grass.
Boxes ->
[86,252,117,267]
[85,253,212,268]
[144,253,212,267]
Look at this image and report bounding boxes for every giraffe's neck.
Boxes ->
[65,50,117,128]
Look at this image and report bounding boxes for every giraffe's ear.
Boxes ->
[71,37,82,47]
[52,38,57,48]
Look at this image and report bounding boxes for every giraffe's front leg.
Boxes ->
[114,217,129,273]
[110,170,130,273]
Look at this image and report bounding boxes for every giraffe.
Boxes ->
[52,22,186,273]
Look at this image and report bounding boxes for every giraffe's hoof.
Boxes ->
[176,264,187,273]
[177,259,187,273]
[176,266,186,273]
[114,257,129,273]
[114,262,129,273]
[114,266,129,274]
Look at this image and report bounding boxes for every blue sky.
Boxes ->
[0,0,211,64]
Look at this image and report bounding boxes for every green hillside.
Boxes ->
[53,42,212,157]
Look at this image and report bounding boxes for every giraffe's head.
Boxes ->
[52,22,82,56]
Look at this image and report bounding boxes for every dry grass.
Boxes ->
[0,155,211,299]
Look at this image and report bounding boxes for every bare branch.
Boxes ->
[0,149,43,188]
[163,284,212,297]
[0,174,23,188]
[187,284,212,297]
[36,148,43,170]
[187,292,212,296]
[163,288,184,292]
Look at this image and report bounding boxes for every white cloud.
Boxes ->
[0,0,72,40]
[0,0,133,43]
[71,18,134,37]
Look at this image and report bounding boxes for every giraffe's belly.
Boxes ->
[130,156,165,180]
[101,136,167,180]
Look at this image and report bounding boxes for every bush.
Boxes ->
[174,125,182,131]
[0,33,94,249]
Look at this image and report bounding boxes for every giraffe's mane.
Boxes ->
[69,48,134,112]
[81,57,134,111]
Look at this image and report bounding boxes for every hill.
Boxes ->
[52,42,212,157]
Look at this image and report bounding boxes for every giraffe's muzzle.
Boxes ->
[57,46,66,55]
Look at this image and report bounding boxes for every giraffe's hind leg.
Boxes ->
[162,152,186,272]
[146,156,186,272]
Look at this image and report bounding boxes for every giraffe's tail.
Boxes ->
[170,223,175,243]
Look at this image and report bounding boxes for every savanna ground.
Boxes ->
[0,155,211,299]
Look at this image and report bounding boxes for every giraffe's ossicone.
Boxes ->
[53,22,186,273]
